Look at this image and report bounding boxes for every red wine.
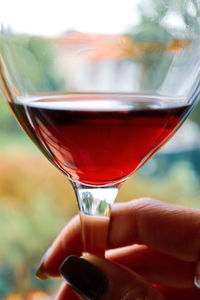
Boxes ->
[10,93,191,185]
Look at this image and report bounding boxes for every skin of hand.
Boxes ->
[36,198,200,299]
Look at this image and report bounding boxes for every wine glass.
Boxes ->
[0,0,200,259]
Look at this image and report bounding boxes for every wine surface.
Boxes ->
[10,93,191,185]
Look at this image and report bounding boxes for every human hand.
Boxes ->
[36,199,200,299]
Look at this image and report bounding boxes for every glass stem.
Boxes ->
[72,182,119,257]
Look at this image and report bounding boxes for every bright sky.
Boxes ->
[0,0,140,35]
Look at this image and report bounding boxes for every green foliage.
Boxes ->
[0,94,20,133]
[126,0,200,91]
[82,192,93,213]
[0,33,65,95]
[0,1,200,297]
[120,159,200,209]
[0,267,15,298]
[137,0,200,34]
[0,147,76,294]
[97,200,108,214]
[0,194,64,295]
[189,100,200,125]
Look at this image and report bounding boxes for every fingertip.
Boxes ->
[36,214,82,278]
[54,282,81,300]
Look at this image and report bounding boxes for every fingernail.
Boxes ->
[194,261,200,288]
[60,255,108,300]
[35,247,51,280]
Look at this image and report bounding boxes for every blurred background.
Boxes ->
[1,84,200,300]
[1,0,200,299]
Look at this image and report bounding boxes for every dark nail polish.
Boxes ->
[60,256,108,300]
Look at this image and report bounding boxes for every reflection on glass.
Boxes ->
[0,0,200,296]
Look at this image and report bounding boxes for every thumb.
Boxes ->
[60,255,165,300]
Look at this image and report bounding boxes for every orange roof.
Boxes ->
[51,32,190,62]
[3,291,49,300]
